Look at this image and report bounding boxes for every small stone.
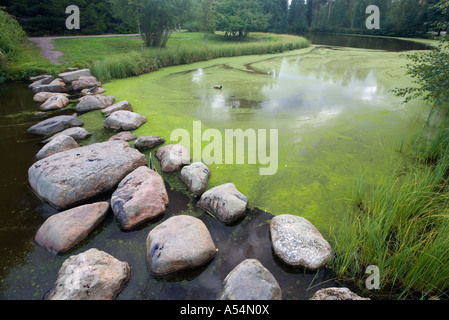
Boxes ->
[103,110,147,131]
[218,259,282,300]
[101,101,133,117]
[34,202,110,254]
[179,162,211,197]
[146,215,217,276]
[111,166,169,230]
[311,287,370,300]
[198,183,248,224]
[134,136,165,151]
[109,131,138,142]
[36,134,79,160]
[155,144,191,172]
[45,248,130,300]
[270,214,332,270]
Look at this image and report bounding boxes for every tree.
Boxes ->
[288,0,308,34]
[215,0,271,39]
[201,0,216,44]
[111,0,192,47]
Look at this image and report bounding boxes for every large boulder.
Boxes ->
[28,140,147,209]
[27,115,84,136]
[270,215,332,270]
[36,134,79,160]
[218,259,282,300]
[179,162,211,197]
[58,69,92,84]
[32,78,68,93]
[42,127,91,144]
[111,166,169,230]
[103,110,147,131]
[75,95,115,113]
[71,76,101,91]
[134,136,165,152]
[146,215,217,276]
[45,248,130,300]
[197,183,248,224]
[101,101,133,117]
[155,144,191,172]
[311,288,370,300]
[40,94,70,111]
[34,202,110,254]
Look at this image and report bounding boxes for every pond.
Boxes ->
[0,36,431,300]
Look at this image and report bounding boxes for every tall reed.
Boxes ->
[329,115,449,299]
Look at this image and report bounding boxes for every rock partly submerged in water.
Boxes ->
[58,69,92,84]
[45,248,130,300]
[155,144,191,172]
[39,94,70,111]
[179,162,211,197]
[41,127,92,144]
[28,140,147,210]
[109,131,137,142]
[32,78,68,93]
[75,95,115,113]
[198,183,248,224]
[27,115,84,136]
[36,134,79,160]
[33,92,69,103]
[34,202,110,254]
[218,259,282,300]
[134,136,165,151]
[101,101,133,117]
[146,215,217,277]
[311,287,370,300]
[103,110,147,131]
[270,214,332,270]
[111,166,169,230]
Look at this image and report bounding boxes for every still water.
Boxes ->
[0,35,431,299]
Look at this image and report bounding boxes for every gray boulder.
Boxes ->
[146,215,217,276]
[218,259,282,300]
[270,215,332,270]
[134,136,165,151]
[27,115,84,136]
[34,202,110,254]
[109,131,137,142]
[30,74,54,82]
[155,144,191,172]
[36,134,79,160]
[40,94,70,111]
[29,75,55,89]
[179,162,211,197]
[101,101,133,117]
[58,69,92,84]
[42,127,91,144]
[111,166,169,230]
[34,92,69,103]
[197,183,248,224]
[46,248,130,300]
[28,140,147,209]
[75,95,115,113]
[32,78,68,93]
[81,87,106,96]
[103,110,147,131]
[72,76,101,91]
[311,287,370,300]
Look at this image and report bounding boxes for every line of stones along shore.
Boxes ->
[26,69,368,301]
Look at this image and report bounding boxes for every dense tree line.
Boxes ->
[2,0,448,40]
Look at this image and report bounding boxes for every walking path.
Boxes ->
[29,34,139,65]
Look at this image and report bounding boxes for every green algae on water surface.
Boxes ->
[98,46,430,234]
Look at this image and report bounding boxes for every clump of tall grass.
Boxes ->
[90,36,310,82]
[329,117,449,299]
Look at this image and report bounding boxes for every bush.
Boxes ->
[0,9,28,82]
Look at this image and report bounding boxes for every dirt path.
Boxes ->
[29,34,139,65]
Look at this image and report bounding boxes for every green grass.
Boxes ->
[87,32,310,82]
[329,112,449,299]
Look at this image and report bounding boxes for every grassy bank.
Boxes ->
[88,32,310,82]
[329,110,449,299]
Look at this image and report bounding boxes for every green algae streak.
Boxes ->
[80,45,430,233]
